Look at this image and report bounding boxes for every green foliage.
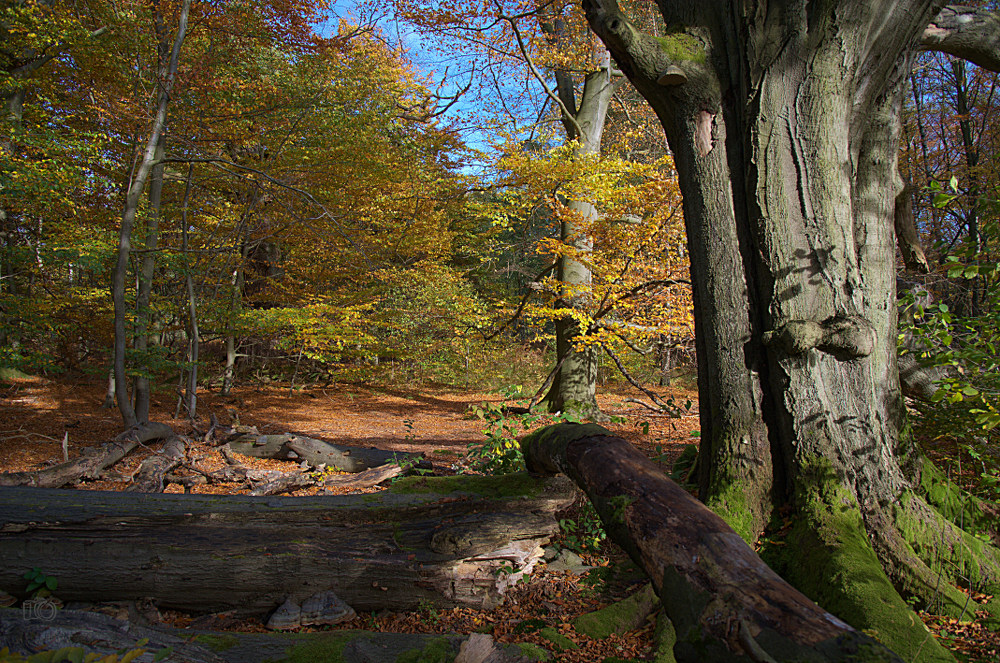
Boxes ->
[558,499,607,554]
[465,386,578,474]
[22,568,56,598]
[0,645,154,663]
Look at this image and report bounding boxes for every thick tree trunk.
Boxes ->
[522,423,903,662]
[0,475,575,616]
[581,2,1000,662]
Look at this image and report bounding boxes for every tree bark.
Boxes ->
[541,55,620,418]
[522,423,903,662]
[126,434,185,493]
[133,133,166,423]
[246,462,404,497]
[580,1,1000,661]
[0,475,576,615]
[112,0,191,427]
[181,165,200,419]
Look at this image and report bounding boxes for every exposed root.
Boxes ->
[762,459,956,663]
[917,458,999,538]
[866,507,979,621]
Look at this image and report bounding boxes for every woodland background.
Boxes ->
[1,0,1000,659]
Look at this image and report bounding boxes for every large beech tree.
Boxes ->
[578,1,1000,661]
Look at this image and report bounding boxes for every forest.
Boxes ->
[0,0,999,662]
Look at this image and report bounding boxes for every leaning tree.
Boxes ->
[574,2,1000,661]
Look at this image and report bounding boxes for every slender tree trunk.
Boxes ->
[950,58,982,314]
[541,57,618,418]
[133,134,166,423]
[221,242,246,397]
[180,165,198,419]
[112,0,191,428]
[583,2,1000,661]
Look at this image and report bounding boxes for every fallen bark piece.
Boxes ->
[322,462,403,489]
[126,435,186,493]
[0,422,174,489]
[247,469,314,497]
[227,432,425,472]
[0,474,575,615]
[456,633,532,663]
[521,423,904,663]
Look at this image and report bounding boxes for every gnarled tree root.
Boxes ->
[762,458,956,663]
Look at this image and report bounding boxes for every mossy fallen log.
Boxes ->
[0,474,575,618]
[0,608,532,663]
[521,423,905,663]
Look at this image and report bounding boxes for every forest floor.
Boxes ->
[0,374,997,662]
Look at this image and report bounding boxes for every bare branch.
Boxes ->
[496,4,586,139]
[600,342,681,415]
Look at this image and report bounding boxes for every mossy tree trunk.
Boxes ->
[579,2,1000,661]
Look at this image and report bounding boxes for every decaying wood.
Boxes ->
[521,423,897,662]
[0,608,531,663]
[0,474,575,615]
[227,432,425,472]
[248,462,404,497]
[0,422,174,489]
[893,183,930,274]
[126,435,186,493]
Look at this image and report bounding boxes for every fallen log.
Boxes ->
[126,435,186,493]
[248,462,404,496]
[0,474,575,617]
[521,423,903,663]
[0,422,174,489]
[0,608,531,663]
[227,433,425,472]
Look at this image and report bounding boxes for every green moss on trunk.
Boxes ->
[917,458,995,535]
[761,458,956,663]
[652,611,677,663]
[654,34,706,63]
[892,491,1000,619]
